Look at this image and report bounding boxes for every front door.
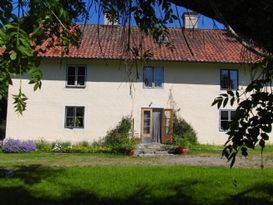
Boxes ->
[141,108,173,144]
[162,109,174,144]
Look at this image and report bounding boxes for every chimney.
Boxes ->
[183,12,198,29]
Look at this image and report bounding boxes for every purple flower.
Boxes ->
[3,138,36,153]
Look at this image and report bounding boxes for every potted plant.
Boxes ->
[116,136,136,156]
[175,137,190,155]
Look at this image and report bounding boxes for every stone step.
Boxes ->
[135,143,177,156]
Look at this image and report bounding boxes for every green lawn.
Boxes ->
[190,143,273,157]
[0,153,272,205]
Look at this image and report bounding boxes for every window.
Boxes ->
[220,110,236,131]
[220,69,238,90]
[66,65,86,87]
[143,110,152,135]
[143,67,164,88]
[65,106,85,128]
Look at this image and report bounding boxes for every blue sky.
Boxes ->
[82,1,224,29]
[12,0,224,29]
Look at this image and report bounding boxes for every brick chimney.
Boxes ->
[183,12,198,29]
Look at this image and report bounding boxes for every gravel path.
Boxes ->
[135,155,273,168]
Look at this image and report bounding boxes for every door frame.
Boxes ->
[141,108,173,144]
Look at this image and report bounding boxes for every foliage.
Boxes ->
[173,135,191,148]
[212,59,273,167]
[173,115,198,146]
[0,0,87,113]
[3,138,36,153]
[35,140,111,153]
[102,116,136,154]
[35,139,53,152]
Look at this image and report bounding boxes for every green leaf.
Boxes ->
[12,89,28,114]
[259,139,265,148]
[17,45,33,57]
[10,52,17,60]
[227,90,234,97]
[261,133,269,140]
[230,97,235,106]
[223,97,228,108]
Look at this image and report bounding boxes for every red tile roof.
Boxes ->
[40,24,259,63]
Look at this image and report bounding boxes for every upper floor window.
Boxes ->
[220,110,236,131]
[66,65,86,87]
[143,66,164,88]
[65,106,85,128]
[220,69,238,90]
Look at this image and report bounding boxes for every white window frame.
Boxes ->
[143,66,164,89]
[66,65,87,88]
[65,106,85,129]
[219,109,236,132]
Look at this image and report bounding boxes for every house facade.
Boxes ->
[5,24,262,145]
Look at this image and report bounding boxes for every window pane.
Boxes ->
[143,67,153,87]
[74,117,84,128]
[220,70,230,89]
[165,118,170,135]
[66,107,74,117]
[143,127,150,134]
[66,117,74,127]
[230,111,236,121]
[154,67,163,87]
[78,66,86,76]
[230,70,238,90]
[76,107,84,117]
[221,111,228,121]
[77,76,85,85]
[67,76,76,85]
[221,121,230,131]
[68,66,76,76]
[143,111,151,134]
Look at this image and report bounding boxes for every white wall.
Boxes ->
[6,59,260,144]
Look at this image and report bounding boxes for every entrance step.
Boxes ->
[135,143,177,156]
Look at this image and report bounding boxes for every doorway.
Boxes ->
[141,108,173,144]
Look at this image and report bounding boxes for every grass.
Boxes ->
[0,153,273,204]
[190,143,273,157]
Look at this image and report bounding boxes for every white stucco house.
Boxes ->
[5,19,263,145]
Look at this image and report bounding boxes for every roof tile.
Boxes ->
[40,25,260,63]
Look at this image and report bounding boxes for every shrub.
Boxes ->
[52,142,72,153]
[103,116,136,154]
[3,138,36,153]
[35,140,111,153]
[173,115,198,146]
[35,139,53,152]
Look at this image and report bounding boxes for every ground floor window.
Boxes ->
[65,106,85,128]
[220,110,235,131]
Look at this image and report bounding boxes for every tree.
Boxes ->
[1,0,272,166]
[0,0,87,113]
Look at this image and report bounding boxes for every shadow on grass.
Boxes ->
[0,164,61,185]
[0,165,272,205]
[224,183,273,205]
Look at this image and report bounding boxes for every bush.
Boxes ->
[35,139,53,152]
[52,142,72,153]
[3,138,36,153]
[35,140,111,153]
[103,116,136,154]
[173,115,198,146]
